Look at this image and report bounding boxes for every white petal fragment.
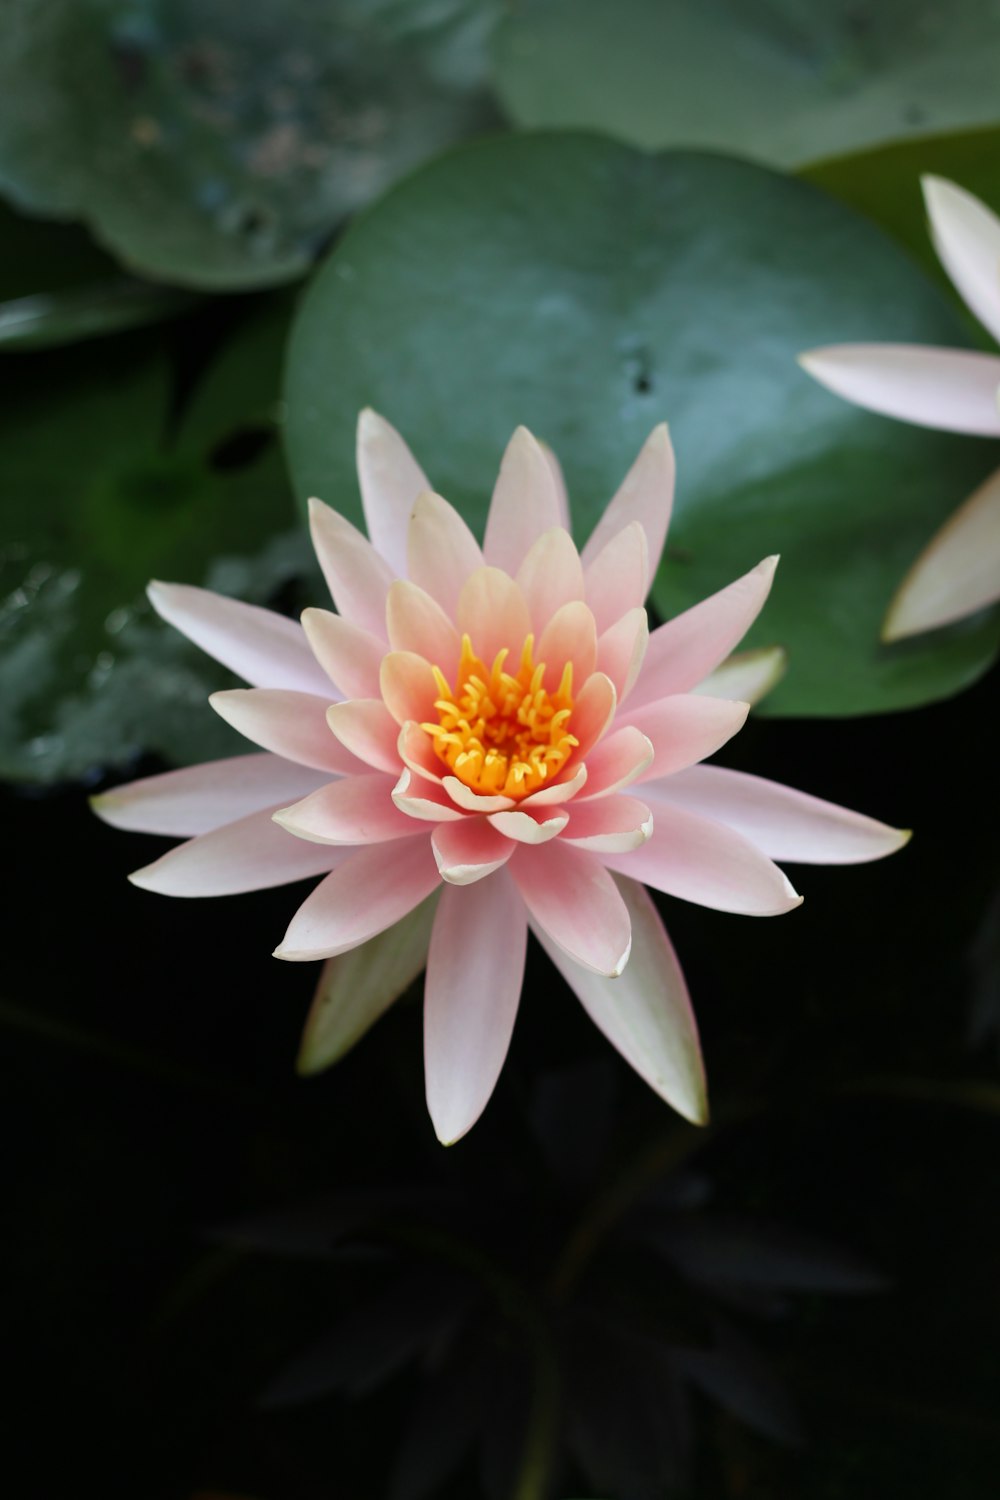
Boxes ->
[799,345,1000,436]
[923,175,1000,347]
[148,581,333,695]
[883,462,1000,639]
[297,892,438,1075]
[356,408,431,577]
[425,872,527,1144]
[695,645,787,707]
[534,876,707,1125]
[488,808,569,844]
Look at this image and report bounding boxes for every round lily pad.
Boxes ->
[492,0,1000,169]
[284,132,1000,718]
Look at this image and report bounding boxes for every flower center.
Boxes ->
[422,633,578,799]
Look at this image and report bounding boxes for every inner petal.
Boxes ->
[421,633,580,801]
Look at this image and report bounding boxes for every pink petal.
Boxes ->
[398,721,446,784]
[326,699,402,773]
[602,803,802,916]
[799,345,1000,436]
[569,672,617,760]
[274,773,424,845]
[308,498,396,637]
[578,726,654,798]
[562,794,653,852]
[884,462,1000,639]
[521,763,589,806]
[274,836,440,960]
[537,600,597,693]
[129,806,344,896]
[583,521,649,634]
[91,753,328,836]
[622,695,748,782]
[483,426,565,574]
[581,425,675,586]
[541,440,572,531]
[534,875,707,1124]
[356,408,431,577]
[210,689,359,773]
[629,557,778,707]
[391,768,464,822]
[424,871,527,1144]
[923,175,1000,347]
[597,607,649,702]
[644,765,911,864]
[516,527,585,632]
[695,645,787,706]
[380,650,440,727]
[298,893,438,1074]
[148,581,332,695]
[301,608,385,699]
[386,580,461,669]
[456,567,532,667]
[407,491,484,618]
[488,807,569,844]
[432,818,516,884]
[511,842,631,976]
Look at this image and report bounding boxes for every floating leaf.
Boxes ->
[493,0,1000,168]
[284,133,1000,717]
[0,0,501,290]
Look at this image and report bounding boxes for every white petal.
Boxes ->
[424,872,527,1144]
[148,581,332,695]
[799,345,1000,436]
[129,806,344,896]
[923,175,1000,347]
[884,462,1000,638]
[356,408,431,577]
[533,875,707,1124]
[210,688,355,773]
[695,645,787,707]
[91,753,328,836]
[483,426,565,575]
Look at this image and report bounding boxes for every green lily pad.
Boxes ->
[284,132,1000,718]
[0,0,500,291]
[492,0,1000,169]
[0,298,316,783]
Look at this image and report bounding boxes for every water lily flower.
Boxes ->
[800,176,1000,640]
[93,414,908,1143]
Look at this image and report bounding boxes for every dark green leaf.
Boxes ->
[284,133,1000,717]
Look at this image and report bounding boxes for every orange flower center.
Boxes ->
[422,633,578,799]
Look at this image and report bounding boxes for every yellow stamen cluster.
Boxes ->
[423,634,578,799]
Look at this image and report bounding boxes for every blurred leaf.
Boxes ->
[492,0,1000,168]
[0,0,500,290]
[645,1215,887,1295]
[669,1339,802,1445]
[209,1185,448,1259]
[804,125,1000,294]
[969,886,1000,1058]
[284,132,1000,718]
[0,298,312,783]
[388,1343,492,1500]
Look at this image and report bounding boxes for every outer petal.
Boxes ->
[91,754,328,837]
[356,408,431,577]
[148,581,332,695]
[408,491,484,618]
[883,463,1000,639]
[581,424,675,586]
[129,806,344,896]
[644,765,910,864]
[432,817,516,883]
[583,521,649,635]
[274,774,424,846]
[274,837,440,960]
[629,557,778,706]
[326,699,401,773]
[597,607,649,703]
[923,175,1000,347]
[602,803,802,916]
[561,794,653,853]
[308,499,397,637]
[799,345,1000,436]
[622,695,749,782]
[510,842,631,976]
[537,600,597,694]
[456,567,532,667]
[301,608,385,699]
[516,527,585,632]
[696,645,787,706]
[483,426,565,575]
[578,726,654,798]
[386,580,461,668]
[297,893,438,1075]
[533,876,707,1125]
[424,871,528,1144]
[210,689,360,773]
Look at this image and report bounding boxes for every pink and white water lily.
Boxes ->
[94,414,908,1143]
[801,176,1000,640]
